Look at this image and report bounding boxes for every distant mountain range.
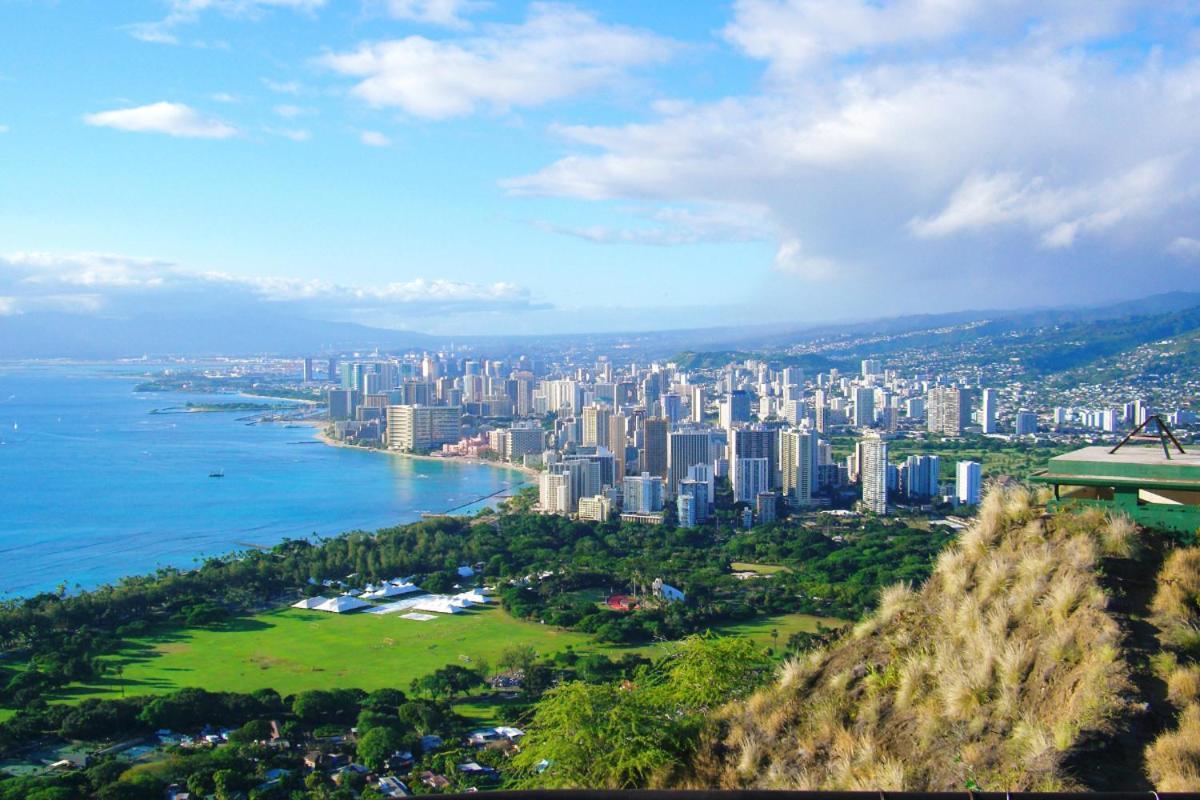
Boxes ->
[2,290,1199,360]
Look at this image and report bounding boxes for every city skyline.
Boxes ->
[3,2,1200,336]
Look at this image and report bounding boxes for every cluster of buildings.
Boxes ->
[311,351,1188,524]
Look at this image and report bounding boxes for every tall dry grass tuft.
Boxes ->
[687,483,1134,791]
[1151,547,1200,648]
[1146,703,1200,791]
[1101,513,1138,558]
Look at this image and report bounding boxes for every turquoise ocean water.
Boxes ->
[0,363,527,598]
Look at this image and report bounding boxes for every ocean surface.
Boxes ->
[0,363,528,598]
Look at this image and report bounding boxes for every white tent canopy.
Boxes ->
[314,595,371,613]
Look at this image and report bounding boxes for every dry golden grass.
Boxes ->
[1145,546,1200,790]
[1146,703,1200,791]
[689,484,1133,791]
[1150,547,1200,650]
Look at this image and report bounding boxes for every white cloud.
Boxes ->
[0,251,539,318]
[1168,237,1200,260]
[0,124,8,134]
[128,0,326,44]
[507,7,1200,302]
[83,102,237,139]
[360,130,392,147]
[273,104,309,118]
[722,0,1136,71]
[773,238,837,280]
[383,0,489,29]
[211,92,239,103]
[910,157,1179,249]
[321,2,674,119]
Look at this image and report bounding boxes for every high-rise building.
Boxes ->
[689,385,704,423]
[779,428,818,506]
[1015,410,1038,436]
[981,388,999,434]
[581,404,611,448]
[853,386,875,428]
[861,359,882,378]
[719,390,752,430]
[902,454,940,499]
[328,389,357,421]
[733,457,770,503]
[623,472,664,514]
[327,357,338,381]
[385,405,462,452]
[607,413,627,480]
[860,435,888,514]
[506,422,545,461]
[660,393,683,425]
[539,471,571,514]
[677,492,697,528]
[756,492,778,523]
[677,479,709,527]
[686,463,715,506]
[668,429,714,497]
[927,387,971,436]
[731,425,779,488]
[956,460,982,505]
[301,357,313,383]
[642,417,669,481]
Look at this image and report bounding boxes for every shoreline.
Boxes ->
[313,427,540,481]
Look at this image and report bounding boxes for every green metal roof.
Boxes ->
[1031,445,1200,490]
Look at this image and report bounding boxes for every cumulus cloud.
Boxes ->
[83,102,237,139]
[507,3,1200,307]
[321,2,674,119]
[383,0,489,28]
[0,252,540,319]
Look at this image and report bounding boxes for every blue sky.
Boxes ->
[1,1,1199,335]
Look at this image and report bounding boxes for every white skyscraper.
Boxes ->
[853,386,875,428]
[733,457,770,503]
[956,460,982,505]
[860,435,888,514]
[981,388,998,434]
[779,428,818,506]
[689,385,704,423]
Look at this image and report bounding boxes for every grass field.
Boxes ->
[729,562,793,575]
[52,605,844,708]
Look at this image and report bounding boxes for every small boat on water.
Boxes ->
[209,470,225,478]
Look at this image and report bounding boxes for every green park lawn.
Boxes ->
[57,605,597,704]
[729,561,793,575]
[52,604,844,709]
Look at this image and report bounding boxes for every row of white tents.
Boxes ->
[293,586,493,615]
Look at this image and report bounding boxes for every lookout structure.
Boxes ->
[1031,416,1200,538]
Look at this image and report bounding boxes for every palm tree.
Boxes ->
[770,628,779,655]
